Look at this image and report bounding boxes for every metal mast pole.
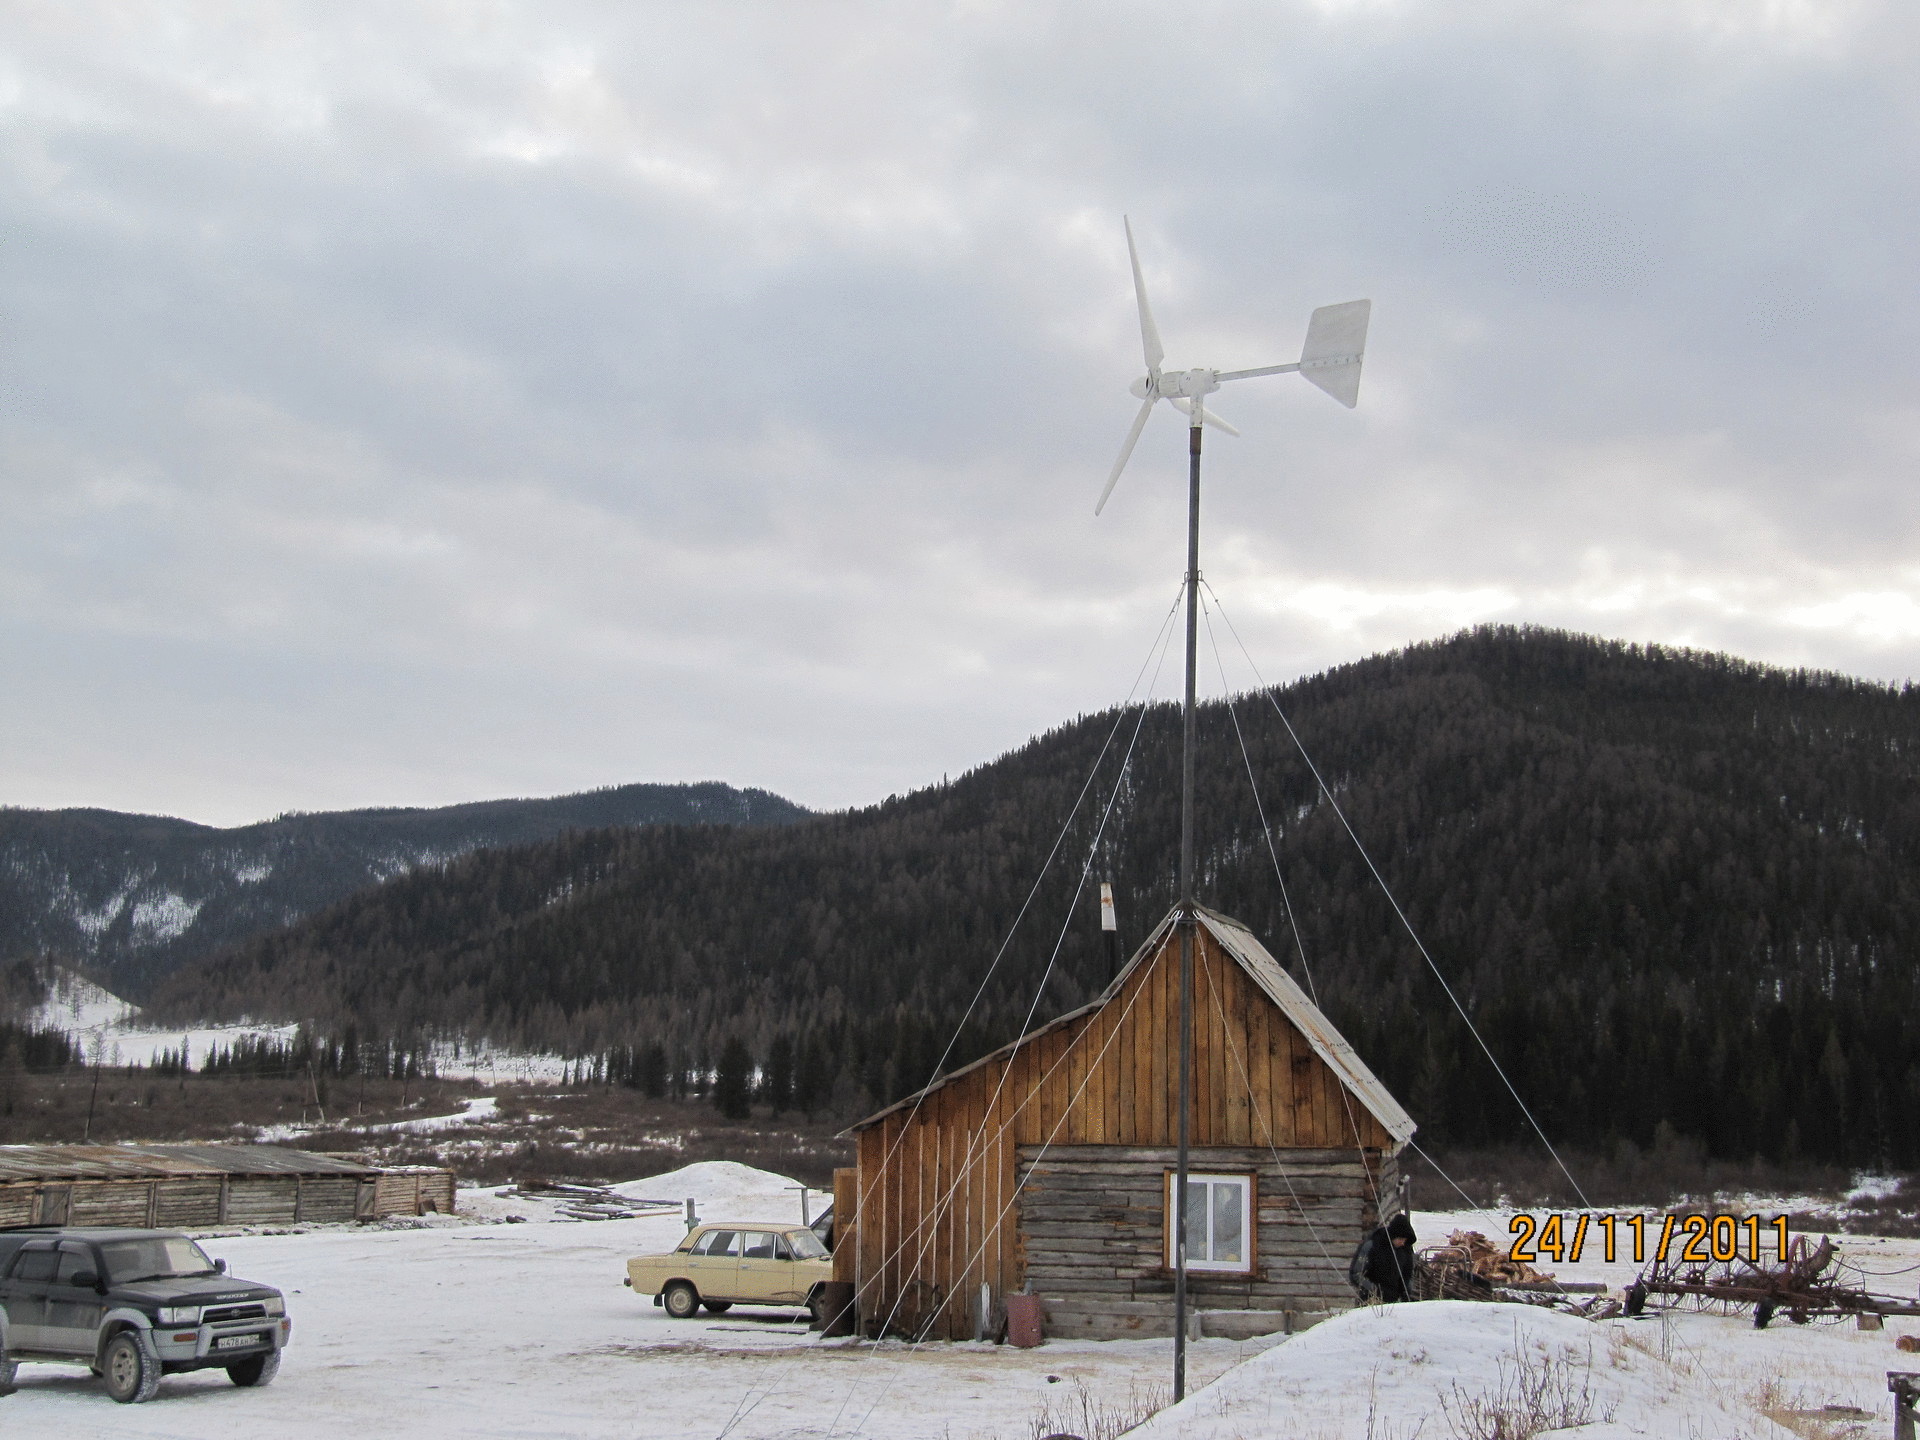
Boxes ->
[1173,418,1201,1400]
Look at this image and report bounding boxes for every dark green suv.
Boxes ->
[0,1228,290,1403]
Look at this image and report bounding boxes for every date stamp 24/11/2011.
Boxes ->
[1506,1213,1792,1267]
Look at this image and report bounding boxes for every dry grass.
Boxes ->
[1023,1378,1168,1440]
[1440,1332,1613,1440]
[341,1087,852,1188]
[1406,1141,1850,1213]
[1751,1376,1877,1440]
[0,1070,852,1188]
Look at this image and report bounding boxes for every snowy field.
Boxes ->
[5,1163,1916,1440]
[29,969,571,1082]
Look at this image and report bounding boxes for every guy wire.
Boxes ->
[1202,583,1593,1213]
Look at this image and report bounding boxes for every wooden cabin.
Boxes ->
[0,1144,457,1227]
[833,904,1415,1341]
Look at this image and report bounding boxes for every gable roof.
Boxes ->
[844,902,1416,1144]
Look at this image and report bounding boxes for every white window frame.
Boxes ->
[1164,1170,1255,1275]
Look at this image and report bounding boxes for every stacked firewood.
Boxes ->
[1415,1230,1552,1300]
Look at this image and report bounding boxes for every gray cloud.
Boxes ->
[4,1,1918,824]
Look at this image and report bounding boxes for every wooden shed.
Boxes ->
[834,903,1416,1341]
[0,1144,457,1228]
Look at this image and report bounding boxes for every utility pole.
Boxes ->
[1094,219,1368,1404]
[83,1055,103,1143]
[1173,418,1201,1400]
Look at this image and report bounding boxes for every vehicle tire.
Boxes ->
[701,1300,732,1314]
[663,1281,700,1319]
[1,1342,18,1396]
[101,1331,161,1404]
[227,1350,281,1388]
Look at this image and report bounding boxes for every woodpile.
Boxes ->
[1429,1229,1553,1284]
[1415,1229,1554,1301]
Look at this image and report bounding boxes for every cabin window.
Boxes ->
[1164,1172,1253,1274]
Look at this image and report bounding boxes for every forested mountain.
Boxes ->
[0,782,808,999]
[154,629,1920,1168]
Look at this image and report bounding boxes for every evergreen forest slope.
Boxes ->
[0,782,808,998]
[154,629,1920,1168]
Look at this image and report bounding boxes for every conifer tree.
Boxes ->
[715,1037,753,1121]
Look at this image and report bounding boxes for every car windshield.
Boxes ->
[100,1237,218,1284]
[788,1228,828,1260]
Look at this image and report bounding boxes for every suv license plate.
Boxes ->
[216,1334,264,1351]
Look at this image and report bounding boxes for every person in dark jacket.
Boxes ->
[1348,1212,1419,1302]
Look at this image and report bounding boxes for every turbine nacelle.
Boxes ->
[1095,217,1371,515]
[1131,369,1220,401]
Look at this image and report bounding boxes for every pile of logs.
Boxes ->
[1422,1230,1553,1288]
[500,1179,680,1221]
[1412,1230,1621,1314]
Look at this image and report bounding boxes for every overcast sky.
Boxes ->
[4,1,1918,826]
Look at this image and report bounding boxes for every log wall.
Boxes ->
[1018,1144,1386,1338]
[850,924,1401,1340]
[0,1183,34,1227]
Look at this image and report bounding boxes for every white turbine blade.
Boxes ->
[1298,298,1371,408]
[1123,217,1164,373]
[1096,396,1157,514]
[1170,397,1240,437]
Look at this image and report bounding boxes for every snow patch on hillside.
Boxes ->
[129,890,203,940]
[29,968,139,1033]
[68,880,136,939]
[24,968,578,1081]
[368,846,461,884]
[26,965,299,1067]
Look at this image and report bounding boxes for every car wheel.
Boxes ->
[102,1331,161,1404]
[1,1342,18,1396]
[663,1281,700,1319]
[227,1350,281,1388]
[701,1301,732,1314]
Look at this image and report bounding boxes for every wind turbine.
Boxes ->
[1098,217,1369,1402]
[1098,218,1368,514]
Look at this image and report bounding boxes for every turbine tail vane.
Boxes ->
[1297,298,1370,408]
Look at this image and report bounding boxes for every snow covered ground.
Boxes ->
[4,1168,1914,1440]
[1128,1301,1798,1440]
[25,968,573,1081]
[26,969,302,1070]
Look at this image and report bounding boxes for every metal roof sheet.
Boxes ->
[845,903,1416,1145]
[0,1144,374,1182]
